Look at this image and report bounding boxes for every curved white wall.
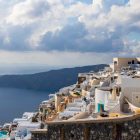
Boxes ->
[95,89,109,112]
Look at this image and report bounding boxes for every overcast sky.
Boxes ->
[0,0,140,74]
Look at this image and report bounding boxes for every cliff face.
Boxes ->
[0,64,107,92]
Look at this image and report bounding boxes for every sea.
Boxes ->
[0,88,49,125]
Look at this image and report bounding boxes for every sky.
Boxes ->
[0,0,140,74]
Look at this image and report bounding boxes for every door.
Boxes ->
[98,103,104,112]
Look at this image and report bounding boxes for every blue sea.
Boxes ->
[0,88,49,125]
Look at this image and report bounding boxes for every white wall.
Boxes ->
[121,76,140,107]
[95,89,109,112]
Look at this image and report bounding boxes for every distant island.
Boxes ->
[0,64,107,92]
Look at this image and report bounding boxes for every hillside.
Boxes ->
[0,64,108,92]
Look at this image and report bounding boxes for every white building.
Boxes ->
[95,88,110,112]
[121,76,140,110]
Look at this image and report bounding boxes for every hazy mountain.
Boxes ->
[0,64,107,92]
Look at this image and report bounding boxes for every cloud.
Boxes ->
[6,0,50,25]
[122,39,140,56]
[40,22,87,51]
[0,25,34,51]
[0,50,112,67]
[68,0,93,4]
[0,0,139,57]
[40,21,124,52]
[0,50,114,74]
[93,0,129,11]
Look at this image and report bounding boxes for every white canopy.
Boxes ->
[17,122,41,130]
[22,112,35,119]
[13,118,28,124]
[59,111,80,118]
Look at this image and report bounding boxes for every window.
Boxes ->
[128,61,131,64]
[132,60,135,64]
[114,61,117,64]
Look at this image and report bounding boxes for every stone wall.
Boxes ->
[31,117,140,140]
[31,133,48,140]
